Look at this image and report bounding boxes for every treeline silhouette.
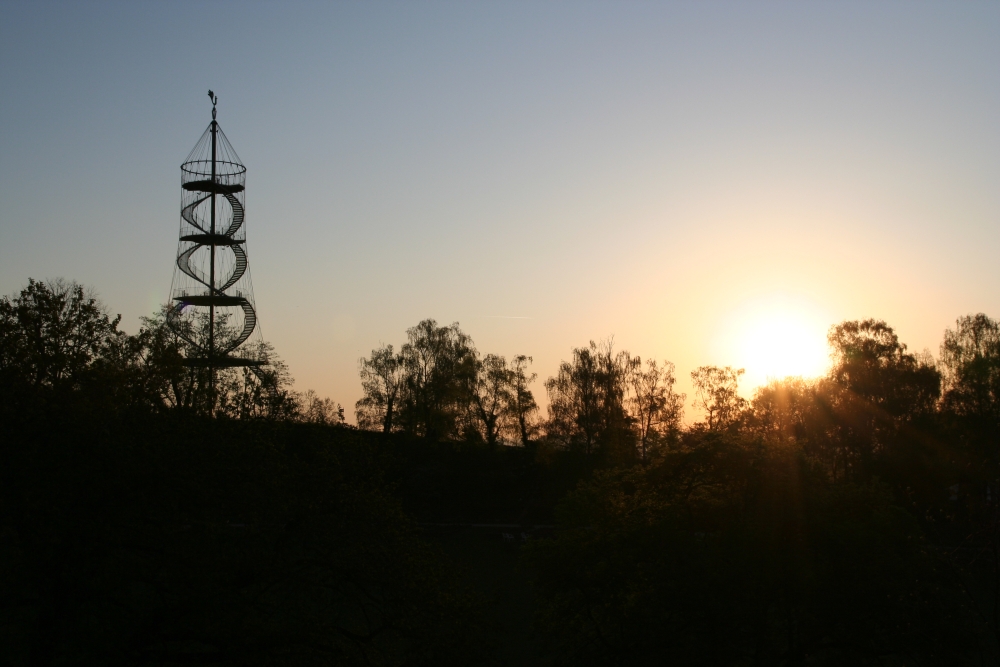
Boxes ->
[3,278,1000,665]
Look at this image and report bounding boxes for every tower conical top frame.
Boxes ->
[169,93,262,369]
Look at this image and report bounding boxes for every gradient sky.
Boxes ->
[1,1,998,421]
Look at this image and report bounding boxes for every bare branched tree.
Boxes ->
[468,353,515,448]
[504,354,540,447]
[299,389,345,425]
[625,357,684,459]
[545,339,633,459]
[356,344,404,432]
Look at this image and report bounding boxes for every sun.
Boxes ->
[715,295,830,392]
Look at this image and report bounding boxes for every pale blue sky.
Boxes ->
[2,1,998,417]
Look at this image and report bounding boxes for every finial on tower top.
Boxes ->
[208,90,218,119]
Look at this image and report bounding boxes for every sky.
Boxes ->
[1,1,998,422]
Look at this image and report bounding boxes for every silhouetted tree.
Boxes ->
[468,353,514,448]
[939,314,1000,457]
[356,325,536,445]
[744,377,816,444]
[690,365,746,431]
[625,357,684,460]
[503,354,540,447]
[828,319,940,422]
[397,320,477,440]
[298,389,345,425]
[824,319,940,480]
[356,344,404,432]
[0,278,126,392]
[545,340,634,460]
[213,341,296,420]
[139,306,296,419]
[0,279,178,418]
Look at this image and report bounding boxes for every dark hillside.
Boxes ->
[0,407,495,666]
[373,435,593,526]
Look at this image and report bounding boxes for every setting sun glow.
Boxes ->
[715,296,831,393]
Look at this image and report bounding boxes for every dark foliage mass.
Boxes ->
[0,281,487,666]
[526,438,977,665]
[5,278,1000,666]
[520,317,1000,666]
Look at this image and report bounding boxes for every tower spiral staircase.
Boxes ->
[169,92,262,370]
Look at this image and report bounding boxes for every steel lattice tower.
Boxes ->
[169,92,262,375]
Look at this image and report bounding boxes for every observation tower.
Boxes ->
[169,91,262,373]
